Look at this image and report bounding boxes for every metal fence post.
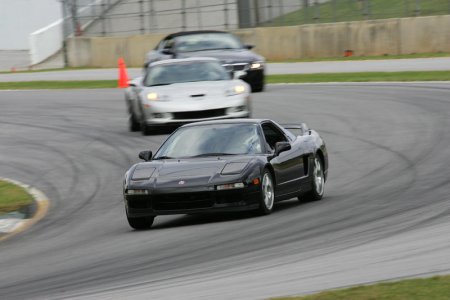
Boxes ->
[181,0,186,31]
[139,0,144,34]
[330,0,336,22]
[303,0,309,24]
[101,1,106,36]
[60,0,68,67]
[224,0,229,30]
[149,0,156,31]
[415,0,421,16]
[313,0,319,23]
[253,0,260,27]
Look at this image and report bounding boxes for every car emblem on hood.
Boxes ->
[178,180,185,185]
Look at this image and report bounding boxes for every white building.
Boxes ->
[0,0,62,50]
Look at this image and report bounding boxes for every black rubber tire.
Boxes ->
[127,215,155,230]
[257,169,275,215]
[251,83,265,93]
[129,113,140,132]
[302,156,325,202]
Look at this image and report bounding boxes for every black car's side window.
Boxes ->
[262,123,288,150]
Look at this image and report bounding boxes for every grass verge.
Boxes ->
[0,180,34,214]
[269,52,450,63]
[273,275,450,300]
[0,71,449,90]
[269,0,450,26]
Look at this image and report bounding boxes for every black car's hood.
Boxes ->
[128,156,259,190]
[177,49,263,64]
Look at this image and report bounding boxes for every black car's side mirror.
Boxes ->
[274,142,291,157]
[139,150,152,161]
[244,44,254,50]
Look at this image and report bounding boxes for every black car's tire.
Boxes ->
[127,215,155,230]
[302,156,325,202]
[251,83,264,93]
[257,169,275,215]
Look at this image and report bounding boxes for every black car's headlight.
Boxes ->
[125,189,148,195]
[216,182,245,190]
[250,61,264,70]
[221,162,248,174]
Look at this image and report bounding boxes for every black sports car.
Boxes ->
[123,119,328,229]
[144,30,265,92]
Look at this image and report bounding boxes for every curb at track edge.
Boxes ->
[0,177,49,242]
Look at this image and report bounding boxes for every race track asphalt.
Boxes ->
[1,83,450,299]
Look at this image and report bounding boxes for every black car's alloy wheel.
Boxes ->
[258,169,274,215]
[303,156,324,201]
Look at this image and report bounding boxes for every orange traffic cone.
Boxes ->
[118,57,129,88]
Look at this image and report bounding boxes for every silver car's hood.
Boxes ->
[141,80,249,101]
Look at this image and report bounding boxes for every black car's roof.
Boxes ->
[164,30,229,39]
[181,119,270,128]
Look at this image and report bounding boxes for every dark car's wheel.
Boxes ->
[257,169,275,215]
[127,214,155,230]
[251,83,264,93]
[302,156,325,201]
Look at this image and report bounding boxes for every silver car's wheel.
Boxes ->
[258,170,274,215]
[303,156,325,201]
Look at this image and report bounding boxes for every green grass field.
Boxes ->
[0,180,34,214]
[273,275,450,300]
[0,71,449,90]
[269,0,450,26]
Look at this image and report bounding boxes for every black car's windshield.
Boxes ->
[175,33,243,52]
[154,124,263,159]
[144,61,229,86]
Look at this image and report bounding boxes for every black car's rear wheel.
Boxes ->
[257,169,275,215]
[302,156,325,201]
[127,214,155,230]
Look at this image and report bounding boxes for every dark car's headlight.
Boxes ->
[221,162,248,174]
[125,189,149,195]
[250,61,264,70]
[216,182,245,190]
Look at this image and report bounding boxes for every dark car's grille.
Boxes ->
[173,108,226,120]
[152,192,214,210]
[127,189,258,212]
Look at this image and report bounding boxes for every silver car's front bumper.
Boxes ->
[142,96,251,125]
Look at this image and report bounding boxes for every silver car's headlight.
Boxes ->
[147,92,170,101]
[226,85,246,97]
[250,61,264,70]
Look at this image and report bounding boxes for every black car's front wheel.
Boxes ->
[127,214,155,230]
[257,169,275,215]
[302,156,325,201]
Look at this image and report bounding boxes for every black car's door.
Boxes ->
[261,122,305,196]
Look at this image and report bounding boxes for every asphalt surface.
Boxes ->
[1,57,450,82]
[1,83,450,299]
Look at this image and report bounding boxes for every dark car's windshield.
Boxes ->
[174,33,243,52]
[154,124,263,159]
[144,61,229,86]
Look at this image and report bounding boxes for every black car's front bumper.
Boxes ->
[125,186,261,217]
[242,69,264,92]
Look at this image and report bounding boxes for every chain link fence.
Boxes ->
[61,0,450,37]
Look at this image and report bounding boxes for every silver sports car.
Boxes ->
[125,57,252,135]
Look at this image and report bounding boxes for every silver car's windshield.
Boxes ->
[154,124,263,159]
[144,61,229,86]
[175,33,243,52]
